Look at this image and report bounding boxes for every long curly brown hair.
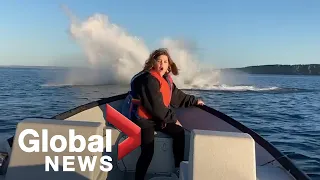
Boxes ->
[143,48,179,75]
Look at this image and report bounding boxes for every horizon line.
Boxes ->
[1,63,319,69]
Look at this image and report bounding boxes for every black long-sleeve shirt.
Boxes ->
[131,71,198,124]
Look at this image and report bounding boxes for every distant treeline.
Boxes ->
[227,64,320,75]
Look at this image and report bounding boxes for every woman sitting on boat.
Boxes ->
[125,48,204,179]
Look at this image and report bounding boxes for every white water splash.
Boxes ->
[58,6,220,88]
[50,6,282,93]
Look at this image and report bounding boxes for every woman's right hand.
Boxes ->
[176,120,182,127]
[197,99,205,106]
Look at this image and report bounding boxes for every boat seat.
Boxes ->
[117,131,175,175]
[180,129,256,180]
[4,118,118,180]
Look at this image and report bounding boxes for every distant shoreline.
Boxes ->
[1,64,320,76]
[226,64,320,76]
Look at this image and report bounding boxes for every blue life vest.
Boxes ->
[121,71,145,120]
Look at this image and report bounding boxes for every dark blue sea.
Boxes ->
[0,67,319,179]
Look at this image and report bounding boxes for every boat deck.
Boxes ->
[0,95,310,180]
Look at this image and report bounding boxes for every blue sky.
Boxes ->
[1,0,320,68]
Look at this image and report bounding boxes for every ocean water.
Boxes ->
[0,67,319,179]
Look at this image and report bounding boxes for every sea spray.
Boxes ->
[160,38,221,88]
[58,6,220,89]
